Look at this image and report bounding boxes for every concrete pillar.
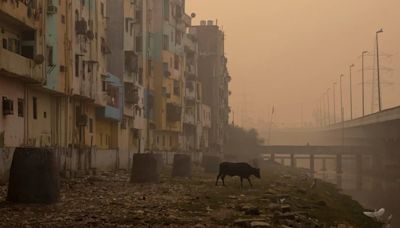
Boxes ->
[321,158,327,171]
[310,154,315,172]
[336,174,342,189]
[280,158,284,165]
[336,154,343,174]
[290,154,296,168]
[356,154,363,190]
[270,153,275,162]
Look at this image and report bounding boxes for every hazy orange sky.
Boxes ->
[186,0,400,129]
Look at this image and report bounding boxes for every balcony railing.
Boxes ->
[0,1,40,28]
[0,48,43,82]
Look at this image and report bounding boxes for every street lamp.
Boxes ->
[327,88,331,125]
[361,51,368,117]
[340,74,344,122]
[333,82,337,123]
[376,29,383,112]
[349,64,355,120]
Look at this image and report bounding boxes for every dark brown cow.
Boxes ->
[215,162,260,187]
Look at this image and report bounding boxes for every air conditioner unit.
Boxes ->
[47,5,58,15]
[2,97,14,116]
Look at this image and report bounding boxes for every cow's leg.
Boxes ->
[247,177,253,187]
[240,177,243,188]
[222,175,226,186]
[215,173,221,186]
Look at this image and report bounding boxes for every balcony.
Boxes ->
[184,112,196,125]
[0,1,40,29]
[0,48,43,82]
[96,105,122,122]
[185,88,196,101]
[166,103,182,122]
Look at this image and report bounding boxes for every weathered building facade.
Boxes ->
[190,21,231,156]
[0,1,230,181]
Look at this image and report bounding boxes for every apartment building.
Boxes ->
[0,1,230,180]
[190,20,231,156]
[107,0,147,170]
[147,0,188,153]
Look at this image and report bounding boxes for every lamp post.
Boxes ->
[361,51,368,117]
[349,64,355,120]
[327,88,330,125]
[376,29,383,112]
[333,82,337,123]
[340,74,344,122]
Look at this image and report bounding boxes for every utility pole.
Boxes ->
[361,51,368,117]
[333,82,336,123]
[376,29,383,112]
[349,64,355,120]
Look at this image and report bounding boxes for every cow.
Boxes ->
[215,162,261,187]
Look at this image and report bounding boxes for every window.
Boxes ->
[2,39,7,49]
[162,135,165,146]
[174,55,179,70]
[163,35,169,50]
[148,60,152,75]
[102,80,106,92]
[138,68,143,85]
[89,118,93,133]
[135,10,142,24]
[173,80,180,96]
[47,46,53,66]
[43,111,47,119]
[75,55,79,77]
[175,30,182,45]
[82,61,86,80]
[163,0,170,20]
[135,36,142,52]
[100,2,104,17]
[17,98,24,117]
[32,97,37,119]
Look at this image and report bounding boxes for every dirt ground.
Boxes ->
[0,162,381,228]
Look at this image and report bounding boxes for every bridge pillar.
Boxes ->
[321,158,327,171]
[336,154,343,174]
[270,153,275,162]
[356,154,363,190]
[336,174,342,189]
[309,154,315,172]
[290,154,296,168]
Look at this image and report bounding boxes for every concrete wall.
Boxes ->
[0,77,25,147]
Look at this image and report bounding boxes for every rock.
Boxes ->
[280,204,291,213]
[316,200,327,207]
[267,203,280,211]
[250,221,271,227]
[194,223,205,228]
[245,207,260,216]
[234,219,268,227]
